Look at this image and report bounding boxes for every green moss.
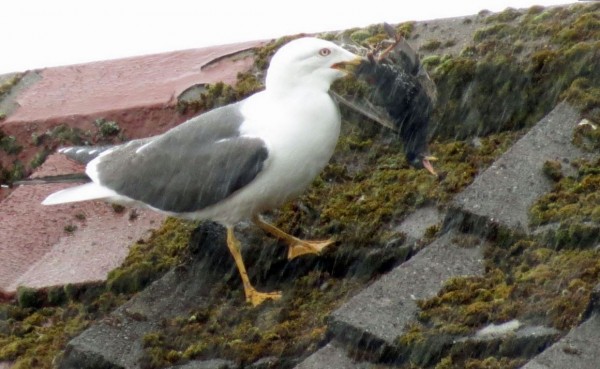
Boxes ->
[573,120,600,151]
[396,21,416,38]
[0,300,110,368]
[234,72,263,98]
[17,287,43,309]
[29,149,50,169]
[415,269,509,333]
[444,40,456,48]
[177,73,264,115]
[428,3,600,139]
[422,55,442,68]
[31,132,45,146]
[434,356,525,369]
[407,188,597,361]
[407,241,600,354]
[0,73,23,99]
[464,357,525,369]
[527,5,545,16]
[8,161,25,183]
[47,287,67,306]
[111,204,126,213]
[94,118,120,137]
[331,72,369,100]
[421,39,443,52]
[561,75,600,123]
[63,224,78,234]
[512,249,599,329]
[542,160,563,181]
[47,124,87,145]
[541,222,600,250]
[459,46,477,58]
[272,129,518,251]
[350,30,372,44]
[138,271,361,368]
[343,22,411,48]
[484,7,522,24]
[0,133,22,155]
[529,158,600,232]
[474,23,516,42]
[553,12,600,44]
[107,217,196,294]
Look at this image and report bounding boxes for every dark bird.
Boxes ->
[335,23,438,175]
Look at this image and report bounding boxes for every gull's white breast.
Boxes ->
[181,88,341,225]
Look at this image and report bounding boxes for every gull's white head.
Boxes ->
[265,37,362,93]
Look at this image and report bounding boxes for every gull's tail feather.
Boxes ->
[42,182,117,205]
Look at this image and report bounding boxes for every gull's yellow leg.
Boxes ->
[226,226,281,306]
[252,216,335,260]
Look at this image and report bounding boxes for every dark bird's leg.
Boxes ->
[226,226,281,306]
[252,215,335,260]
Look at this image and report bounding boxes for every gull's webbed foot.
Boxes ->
[245,286,282,306]
[287,238,336,260]
[252,215,336,260]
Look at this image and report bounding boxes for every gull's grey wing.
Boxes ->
[94,102,269,213]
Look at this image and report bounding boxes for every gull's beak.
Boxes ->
[422,156,438,177]
[331,56,364,75]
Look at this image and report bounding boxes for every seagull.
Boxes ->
[42,37,363,306]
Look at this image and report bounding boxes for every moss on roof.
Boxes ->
[397,4,600,367]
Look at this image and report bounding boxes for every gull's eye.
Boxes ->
[319,48,331,56]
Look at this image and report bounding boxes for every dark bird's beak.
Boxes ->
[331,56,364,75]
[422,156,438,176]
